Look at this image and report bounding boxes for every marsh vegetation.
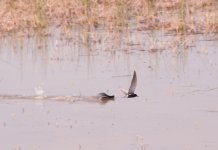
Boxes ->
[0,0,218,35]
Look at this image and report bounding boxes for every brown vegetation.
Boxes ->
[0,0,218,35]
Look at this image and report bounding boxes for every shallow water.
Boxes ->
[0,30,218,150]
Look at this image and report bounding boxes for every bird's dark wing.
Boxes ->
[128,71,137,94]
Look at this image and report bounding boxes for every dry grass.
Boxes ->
[0,0,218,35]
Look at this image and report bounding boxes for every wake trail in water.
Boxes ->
[0,94,109,104]
[0,94,81,101]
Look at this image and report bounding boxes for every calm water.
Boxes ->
[0,30,218,150]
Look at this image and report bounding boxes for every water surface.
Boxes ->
[0,30,218,150]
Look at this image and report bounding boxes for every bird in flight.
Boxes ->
[96,92,115,102]
[121,71,138,98]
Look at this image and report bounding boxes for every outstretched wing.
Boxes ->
[128,71,137,94]
[120,88,128,95]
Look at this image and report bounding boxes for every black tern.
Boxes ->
[96,92,115,102]
[121,71,138,98]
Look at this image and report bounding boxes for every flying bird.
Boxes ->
[121,71,138,98]
[96,92,115,102]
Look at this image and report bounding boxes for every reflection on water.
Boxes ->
[0,28,218,150]
[0,29,217,98]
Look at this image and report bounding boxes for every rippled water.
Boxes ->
[0,30,218,150]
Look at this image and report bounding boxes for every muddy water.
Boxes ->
[0,31,218,150]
